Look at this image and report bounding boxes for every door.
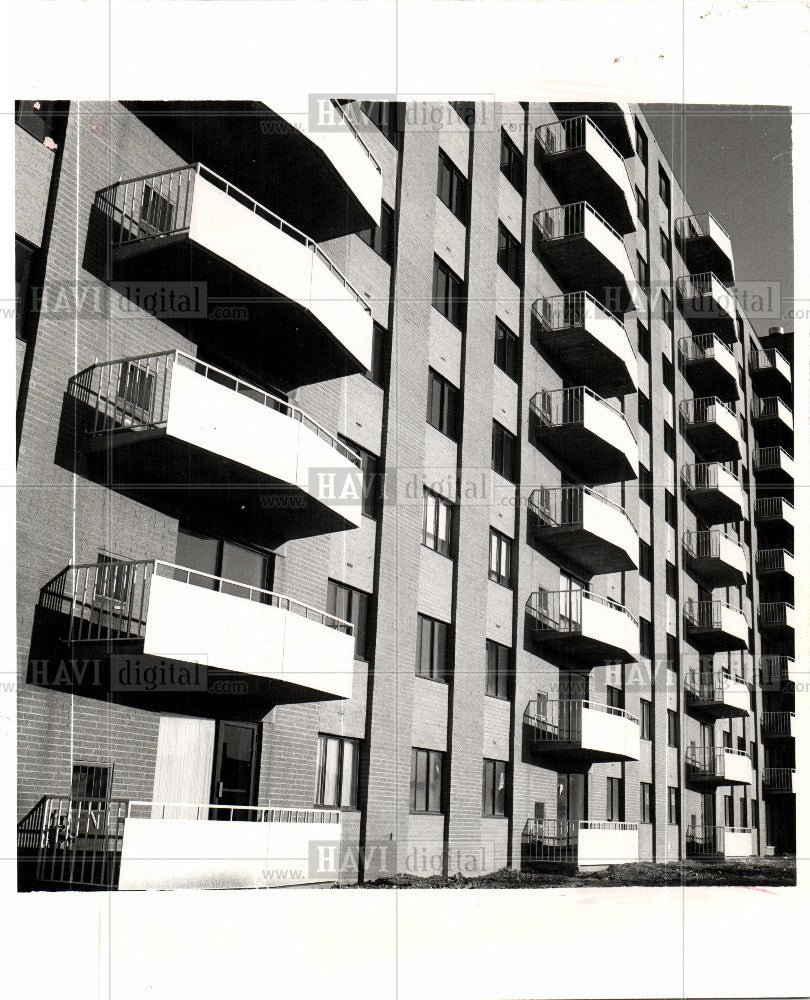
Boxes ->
[152,715,217,819]
[210,721,259,820]
[702,792,716,853]
[557,772,586,858]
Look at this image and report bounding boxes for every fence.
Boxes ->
[684,670,747,702]
[533,290,625,331]
[684,600,745,631]
[527,588,637,633]
[681,462,738,491]
[523,698,638,744]
[682,529,743,561]
[675,212,732,244]
[762,768,794,792]
[534,201,623,243]
[128,801,340,823]
[685,746,749,779]
[754,496,793,520]
[753,446,793,469]
[757,548,792,572]
[535,116,625,160]
[752,396,792,421]
[530,385,629,430]
[761,712,793,737]
[678,332,735,364]
[680,396,737,427]
[758,602,793,626]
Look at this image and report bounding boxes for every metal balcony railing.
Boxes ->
[536,116,626,160]
[753,446,793,469]
[755,496,793,521]
[759,655,794,686]
[532,290,625,330]
[40,559,353,644]
[534,201,624,244]
[675,212,733,244]
[676,271,734,301]
[95,163,371,315]
[17,796,129,889]
[685,824,751,857]
[684,670,748,702]
[528,485,636,532]
[526,588,638,632]
[751,396,793,421]
[762,767,794,792]
[758,602,794,625]
[678,333,735,364]
[683,529,744,561]
[128,801,340,823]
[750,347,791,376]
[685,746,750,779]
[69,350,361,465]
[680,396,738,428]
[684,600,747,631]
[761,712,794,736]
[521,818,637,864]
[530,385,633,434]
[523,698,639,743]
[757,549,793,572]
[681,461,739,491]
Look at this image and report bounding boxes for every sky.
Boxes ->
[641,104,793,336]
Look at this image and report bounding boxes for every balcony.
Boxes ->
[533,203,635,312]
[685,826,754,859]
[38,559,354,703]
[531,292,638,397]
[526,588,639,665]
[756,548,795,584]
[122,100,383,241]
[678,334,739,402]
[676,272,737,341]
[69,351,362,548]
[685,746,753,787]
[754,496,795,536]
[750,348,792,400]
[523,699,640,762]
[675,214,735,284]
[762,767,795,794]
[753,446,795,485]
[94,164,373,388]
[682,530,747,588]
[759,655,795,688]
[684,600,749,652]
[550,102,635,157]
[529,387,638,485]
[522,819,638,871]
[751,396,794,447]
[680,397,741,462]
[684,670,750,719]
[758,602,795,637]
[761,712,795,739]
[681,463,745,524]
[18,797,341,890]
[528,487,637,577]
[535,117,635,234]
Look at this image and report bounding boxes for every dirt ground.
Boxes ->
[350,856,796,888]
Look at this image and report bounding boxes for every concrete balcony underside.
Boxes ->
[121,100,382,241]
[524,702,641,763]
[682,469,744,525]
[684,604,749,652]
[533,223,634,313]
[677,276,737,340]
[681,410,741,462]
[98,169,372,390]
[529,517,636,577]
[680,351,740,402]
[677,222,735,285]
[683,533,747,588]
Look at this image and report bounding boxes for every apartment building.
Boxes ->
[15,99,792,889]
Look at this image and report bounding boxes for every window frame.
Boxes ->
[494,318,520,382]
[482,758,508,817]
[416,614,451,683]
[497,222,522,286]
[426,368,459,441]
[437,149,468,224]
[410,748,444,814]
[668,786,679,825]
[491,420,517,484]
[500,129,525,195]
[667,709,679,749]
[488,527,513,588]
[640,781,653,823]
[315,733,360,809]
[357,201,396,265]
[432,255,466,331]
[422,486,453,558]
[640,699,653,741]
[327,580,371,661]
[485,639,511,700]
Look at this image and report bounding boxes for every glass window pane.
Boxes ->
[494,762,506,816]
[341,741,357,808]
[428,752,442,812]
[322,737,340,807]
[433,621,447,681]
[437,499,450,544]
[482,760,493,815]
[415,750,428,811]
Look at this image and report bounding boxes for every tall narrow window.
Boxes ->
[668,786,679,824]
[426,368,459,441]
[15,237,35,341]
[482,759,507,817]
[410,749,444,813]
[327,580,370,660]
[640,781,653,823]
[485,640,510,699]
[488,528,512,587]
[500,129,525,195]
[432,256,466,330]
[338,436,381,520]
[606,777,624,822]
[416,614,451,682]
[422,488,453,557]
[357,201,396,265]
[360,101,401,149]
[497,223,522,286]
[640,699,653,741]
[491,421,517,484]
[367,321,388,389]
[494,319,520,382]
[315,735,359,808]
[437,149,467,223]
[667,709,679,748]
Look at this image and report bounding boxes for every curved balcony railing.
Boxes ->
[534,200,624,244]
[528,485,636,532]
[329,100,382,172]
[680,396,738,427]
[533,289,624,330]
[523,698,639,740]
[751,396,793,421]
[678,332,735,364]
[675,212,732,246]
[527,588,638,631]
[676,270,734,302]
[685,746,751,778]
[530,385,634,435]
[683,529,745,561]
[684,600,747,631]
[680,461,740,491]
[684,669,748,701]
[536,115,627,161]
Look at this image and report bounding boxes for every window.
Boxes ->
[497,223,522,285]
[175,528,275,598]
[667,634,679,672]
[607,685,624,711]
[450,101,475,129]
[668,786,679,825]
[366,321,388,389]
[360,101,401,148]
[488,528,512,587]
[426,368,459,440]
[492,421,517,483]
[664,422,676,458]
[640,700,653,741]
[482,759,507,817]
[15,99,58,144]
[15,237,35,341]
[637,321,651,363]
[71,763,111,802]
[666,561,678,599]
[739,797,748,828]
[410,748,444,813]
[658,165,671,208]
[722,729,732,749]
[315,734,359,808]
[662,355,675,392]
[665,490,677,527]
[640,617,653,660]
[667,709,679,748]
[640,781,653,823]
[357,201,396,265]
[661,291,674,331]
[752,799,759,828]
[606,777,624,822]
[639,464,652,506]
[327,580,370,660]
[437,150,467,223]
[416,614,451,682]
[724,795,734,827]
[486,639,510,699]
[638,392,652,433]
[422,487,453,557]
[432,255,466,330]
[494,319,520,382]
[635,120,648,166]
[639,539,653,582]
[635,188,648,229]
[637,252,650,291]
[500,129,525,195]
[750,741,757,769]
[339,437,380,519]
[141,183,175,234]
[660,228,672,268]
